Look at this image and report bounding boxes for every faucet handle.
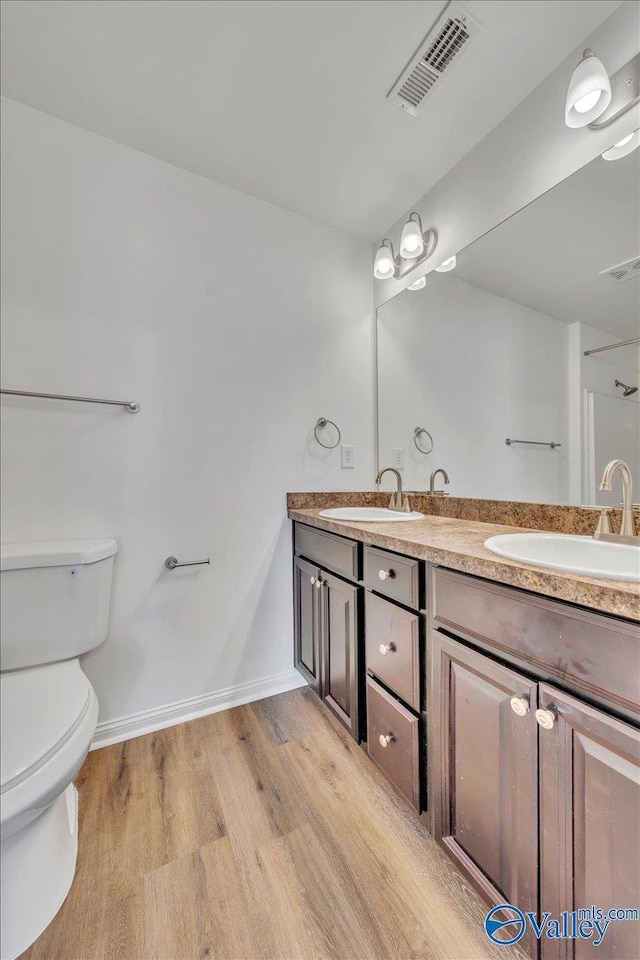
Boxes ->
[594,508,613,540]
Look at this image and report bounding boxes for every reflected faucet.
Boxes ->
[596,460,639,543]
[375,467,411,513]
[429,468,450,496]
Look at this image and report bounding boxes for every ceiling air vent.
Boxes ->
[600,257,640,284]
[388,2,481,117]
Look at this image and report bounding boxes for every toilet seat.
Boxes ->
[1,661,98,839]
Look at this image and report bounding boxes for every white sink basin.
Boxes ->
[484,533,640,583]
[319,507,425,523]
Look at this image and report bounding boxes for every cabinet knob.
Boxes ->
[378,643,395,656]
[378,569,395,581]
[510,696,530,717]
[378,733,394,748]
[314,579,323,590]
[535,707,556,730]
[309,576,316,585]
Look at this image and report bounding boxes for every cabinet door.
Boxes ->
[320,570,360,740]
[538,683,640,960]
[293,555,321,694]
[429,630,539,952]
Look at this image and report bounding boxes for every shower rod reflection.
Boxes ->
[583,337,640,357]
[0,388,140,413]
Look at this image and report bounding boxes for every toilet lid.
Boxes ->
[1,660,93,792]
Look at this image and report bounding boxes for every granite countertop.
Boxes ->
[288,507,640,621]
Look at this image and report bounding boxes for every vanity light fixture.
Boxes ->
[602,129,640,161]
[565,49,611,127]
[373,239,397,279]
[565,50,640,130]
[400,213,426,259]
[374,224,438,280]
[407,276,427,290]
[434,255,457,272]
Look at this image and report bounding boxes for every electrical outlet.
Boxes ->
[341,444,355,469]
[392,447,404,470]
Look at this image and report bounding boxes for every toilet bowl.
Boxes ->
[0,539,117,960]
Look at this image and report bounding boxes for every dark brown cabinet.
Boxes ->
[293,521,640,960]
[293,530,362,739]
[321,571,359,737]
[538,684,640,960]
[429,631,539,956]
[293,555,321,694]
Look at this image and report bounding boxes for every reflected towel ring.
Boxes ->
[314,417,341,449]
[413,427,434,455]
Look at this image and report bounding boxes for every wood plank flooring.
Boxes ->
[21,687,528,960]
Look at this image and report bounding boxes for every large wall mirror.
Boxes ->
[376,145,640,506]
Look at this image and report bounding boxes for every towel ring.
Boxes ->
[413,427,434,455]
[314,417,341,449]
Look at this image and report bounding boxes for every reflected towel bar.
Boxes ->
[1,388,140,413]
[505,438,561,449]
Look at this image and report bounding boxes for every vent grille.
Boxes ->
[600,257,640,284]
[388,3,480,116]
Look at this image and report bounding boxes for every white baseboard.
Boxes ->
[90,669,307,750]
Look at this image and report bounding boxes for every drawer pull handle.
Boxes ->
[510,696,529,717]
[378,643,395,656]
[378,569,395,581]
[379,733,395,748]
[535,708,556,730]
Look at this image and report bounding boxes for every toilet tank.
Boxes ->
[0,540,118,671]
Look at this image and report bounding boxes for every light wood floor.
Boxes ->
[21,687,527,960]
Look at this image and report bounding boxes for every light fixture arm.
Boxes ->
[588,52,640,129]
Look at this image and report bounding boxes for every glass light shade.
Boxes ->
[399,217,424,259]
[407,276,427,290]
[602,130,640,161]
[373,241,395,279]
[434,255,457,273]
[565,51,611,128]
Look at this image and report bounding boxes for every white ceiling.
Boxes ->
[456,148,640,340]
[0,0,622,238]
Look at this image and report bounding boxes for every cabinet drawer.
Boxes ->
[364,545,421,609]
[294,523,360,582]
[431,567,640,721]
[366,677,420,809]
[365,592,420,711]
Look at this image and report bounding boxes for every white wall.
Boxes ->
[377,275,569,502]
[375,1,639,306]
[0,98,374,737]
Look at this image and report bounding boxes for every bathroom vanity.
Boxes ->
[289,499,640,959]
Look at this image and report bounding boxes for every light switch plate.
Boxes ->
[392,447,404,470]
[341,444,355,468]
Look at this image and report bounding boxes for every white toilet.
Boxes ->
[0,539,117,960]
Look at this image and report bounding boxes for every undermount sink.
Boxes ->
[484,533,640,583]
[319,507,425,522]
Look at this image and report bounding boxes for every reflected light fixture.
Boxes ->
[602,129,640,161]
[407,276,427,291]
[373,239,397,279]
[400,212,425,259]
[565,49,611,127]
[434,255,457,273]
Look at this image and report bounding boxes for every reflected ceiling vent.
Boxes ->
[600,257,640,284]
[388,2,481,117]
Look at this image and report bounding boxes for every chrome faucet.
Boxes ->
[375,467,411,513]
[595,460,639,543]
[428,468,450,496]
